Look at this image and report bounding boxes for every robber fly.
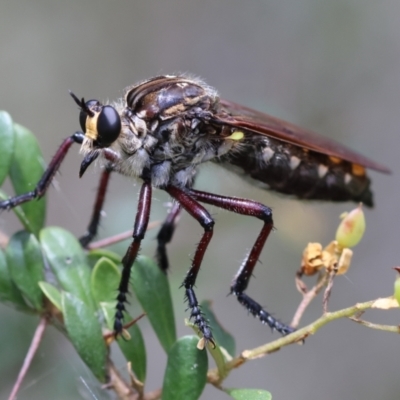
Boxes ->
[0,74,390,344]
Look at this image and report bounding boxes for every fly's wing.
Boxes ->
[214,99,390,174]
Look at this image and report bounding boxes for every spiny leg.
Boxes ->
[79,165,113,247]
[0,133,84,210]
[188,188,294,336]
[114,180,152,335]
[155,202,181,273]
[165,185,215,344]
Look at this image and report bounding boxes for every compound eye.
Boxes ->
[96,105,121,146]
[79,99,99,132]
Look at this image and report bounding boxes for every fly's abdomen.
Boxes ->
[224,136,374,207]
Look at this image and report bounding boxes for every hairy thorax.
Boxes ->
[102,76,237,188]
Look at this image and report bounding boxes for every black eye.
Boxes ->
[96,105,121,146]
[79,99,98,132]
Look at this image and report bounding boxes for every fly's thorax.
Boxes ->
[121,75,222,161]
[101,76,228,186]
[124,75,219,122]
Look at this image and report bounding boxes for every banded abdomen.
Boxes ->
[221,134,373,207]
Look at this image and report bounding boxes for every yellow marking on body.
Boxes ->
[226,130,244,141]
[85,112,100,141]
[329,156,342,164]
[351,163,366,177]
[164,103,186,116]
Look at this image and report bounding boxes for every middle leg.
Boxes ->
[155,202,181,273]
[165,185,215,344]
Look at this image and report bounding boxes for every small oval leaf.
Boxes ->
[87,249,121,268]
[0,189,32,231]
[0,111,14,186]
[162,336,208,400]
[40,227,95,311]
[131,256,176,353]
[91,257,121,305]
[225,388,272,400]
[62,292,107,382]
[6,231,44,310]
[0,248,29,310]
[39,281,62,311]
[9,124,46,235]
[186,318,229,381]
[99,301,116,330]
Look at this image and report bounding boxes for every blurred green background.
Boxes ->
[0,0,398,399]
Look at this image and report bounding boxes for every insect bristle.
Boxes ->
[69,90,95,117]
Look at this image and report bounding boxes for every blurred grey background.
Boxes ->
[0,0,399,399]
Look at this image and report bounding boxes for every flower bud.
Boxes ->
[393,267,400,306]
[335,204,366,248]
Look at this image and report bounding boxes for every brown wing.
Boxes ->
[214,99,390,174]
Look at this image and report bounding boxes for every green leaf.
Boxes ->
[0,189,33,230]
[0,248,30,310]
[39,281,62,311]
[186,318,229,381]
[40,227,95,311]
[162,336,208,400]
[201,300,235,356]
[87,249,121,268]
[131,256,176,353]
[6,231,44,311]
[99,301,116,330]
[8,123,46,236]
[62,292,107,382]
[90,257,120,305]
[225,388,272,400]
[0,111,14,186]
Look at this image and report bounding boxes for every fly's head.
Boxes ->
[70,91,127,177]
[70,92,122,151]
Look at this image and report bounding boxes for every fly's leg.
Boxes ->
[155,202,181,273]
[188,188,295,336]
[165,185,215,344]
[79,165,113,247]
[0,133,84,210]
[114,181,152,335]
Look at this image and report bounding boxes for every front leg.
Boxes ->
[114,180,152,335]
[0,133,84,210]
[78,148,122,247]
